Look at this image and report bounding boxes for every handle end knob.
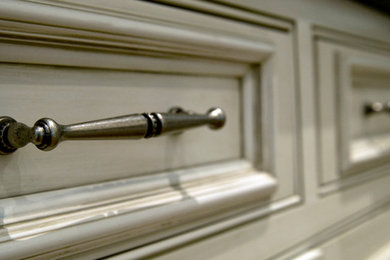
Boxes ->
[0,117,63,154]
[207,107,226,130]
[33,118,62,151]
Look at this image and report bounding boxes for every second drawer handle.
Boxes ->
[0,107,225,155]
[364,101,390,116]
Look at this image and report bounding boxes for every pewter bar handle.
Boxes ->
[0,107,225,155]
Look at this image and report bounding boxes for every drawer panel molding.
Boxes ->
[0,160,277,259]
[315,31,390,194]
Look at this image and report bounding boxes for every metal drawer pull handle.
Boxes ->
[0,107,225,155]
[364,102,390,116]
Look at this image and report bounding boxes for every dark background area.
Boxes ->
[354,0,390,15]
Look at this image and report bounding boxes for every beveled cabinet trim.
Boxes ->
[60,0,293,32]
[1,160,250,225]
[0,0,273,63]
[315,35,390,194]
[338,53,390,173]
[0,160,277,259]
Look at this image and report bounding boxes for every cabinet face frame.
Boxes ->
[276,198,390,260]
[316,37,390,194]
[0,1,300,258]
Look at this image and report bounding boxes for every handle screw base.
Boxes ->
[0,117,18,155]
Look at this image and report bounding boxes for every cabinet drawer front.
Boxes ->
[316,39,390,191]
[0,0,299,258]
[347,59,390,166]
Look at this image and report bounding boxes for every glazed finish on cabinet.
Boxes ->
[0,0,301,258]
[316,40,390,193]
[107,1,390,260]
[0,0,390,259]
[291,204,390,260]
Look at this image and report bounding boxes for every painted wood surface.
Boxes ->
[292,204,390,260]
[0,0,389,259]
[0,0,300,258]
[317,40,390,189]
